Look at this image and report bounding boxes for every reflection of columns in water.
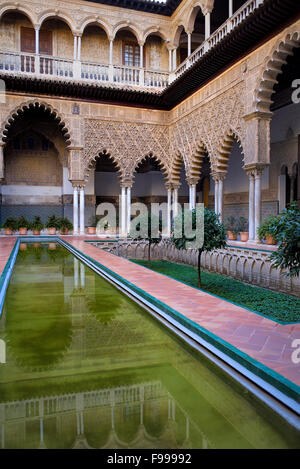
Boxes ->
[80,262,85,288]
[74,258,79,289]
[185,417,190,440]
[1,423,4,449]
[40,418,44,444]
[76,411,84,435]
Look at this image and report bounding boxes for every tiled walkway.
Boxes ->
[0,235,299,390]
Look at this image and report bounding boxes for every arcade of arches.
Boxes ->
[0,20,299,241]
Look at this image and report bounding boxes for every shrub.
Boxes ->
[30,216,44,232]
[257,215,280,241]
[57,217,73,231]
[225,216,238,234]
[45,215,60,229]
[236,216,249,232]
[17,216,30,229]
[2,217,17,230]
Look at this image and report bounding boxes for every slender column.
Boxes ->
[254,170,262,242]
[121,186,126,237]
[0,144,4,179]
[189,185,192,210]
[126,186,131,234]
[73,36,78,60]
[74,257,79,289]
[77,36,82,61]
[187,33,192,57]
[167,188,172,236]
[248,172,255,241]
[168,49,172,72]
[229,0,233,17]
[218,177,224,222]
[109,39,113,65]
[173,188,178,217]
[35,27,40,55]
[214,179,219,214]
[79,186,85,234]
[205,13,211,40]
[140,44,143,68]
[80,262,85,288]
[172,48,177,71]
[191,184,196,209]
[73,186,79,234]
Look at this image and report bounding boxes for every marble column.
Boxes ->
[73,36,78,60]
[121,186,126,237]
[254,170,262,242]
[172,187,178,217]
[109,39,113,65]
[77,36,82,61]
[187,33,192,57]
[167,188,172,236]
[214,179,219,214]
[73,186,79,234]
[168,49,172,72]
[35,27,40,55]
[218,177,224,222]
[229,0,233,17]
[248,171,255,241]
[140,44,143,68]
[79,186,85,234]
[172,48,177,71]
[205,13,211,40]
[126,186,131,234]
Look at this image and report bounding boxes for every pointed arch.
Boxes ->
[215,129,244,173]
[84,148,123,182]
[170,151,184,186]
[1,100,73,147]
[133,152,170,185]
[253,27,300,113]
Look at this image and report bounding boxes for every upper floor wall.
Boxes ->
[0,0,260,89]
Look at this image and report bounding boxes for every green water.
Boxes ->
[0,243,299,449]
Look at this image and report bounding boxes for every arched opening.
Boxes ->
[187,7,205,53]
[94,151,121,209]
[81,23,109,77]
[40,17,73,60]
[210,0,229,34]
[0,104,71,224]
[269,41,300,212]
[132,155,167,209]
[144,33,168,72]
[114,28,140,67]
[196,155,210,207]
[176,26,189,64]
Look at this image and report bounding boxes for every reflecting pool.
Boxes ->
[0,243,299,449]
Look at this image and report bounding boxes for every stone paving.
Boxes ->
[0,235,299,391]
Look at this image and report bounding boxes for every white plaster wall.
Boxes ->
[271,103,300,143]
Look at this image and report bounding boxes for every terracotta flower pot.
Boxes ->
[49,243,56,250]
[20,243,27,251]
[88,227,96,235]
[227,231,237,240]
[60,229,69,235]
[48,228,56,235]
[4,228,13,235]
[33,243,40,248]
[266,234,276,245]
[19,227,28,235]
[240,231,249,242]
[33,230,41,236]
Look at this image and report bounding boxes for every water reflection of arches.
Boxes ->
[0,381,208,449]
[0,338,5,363]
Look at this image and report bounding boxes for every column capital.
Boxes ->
[71,180,85,188]
[34,24,41,31]
[211,171,226,182]
[244,163,267,177]
[186,177,198,186]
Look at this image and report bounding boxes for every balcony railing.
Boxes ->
[173,0,263,79]
[0,0,263,91]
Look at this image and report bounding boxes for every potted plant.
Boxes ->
[237,216,249,242]
[30,216,44,236]
[87,216,98,235]
[2,217,17,235]
[257,215,279,245]
[45,215,59,235]
[17,216,30,235]
[58,217,73,235]
[225,216,238,240]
